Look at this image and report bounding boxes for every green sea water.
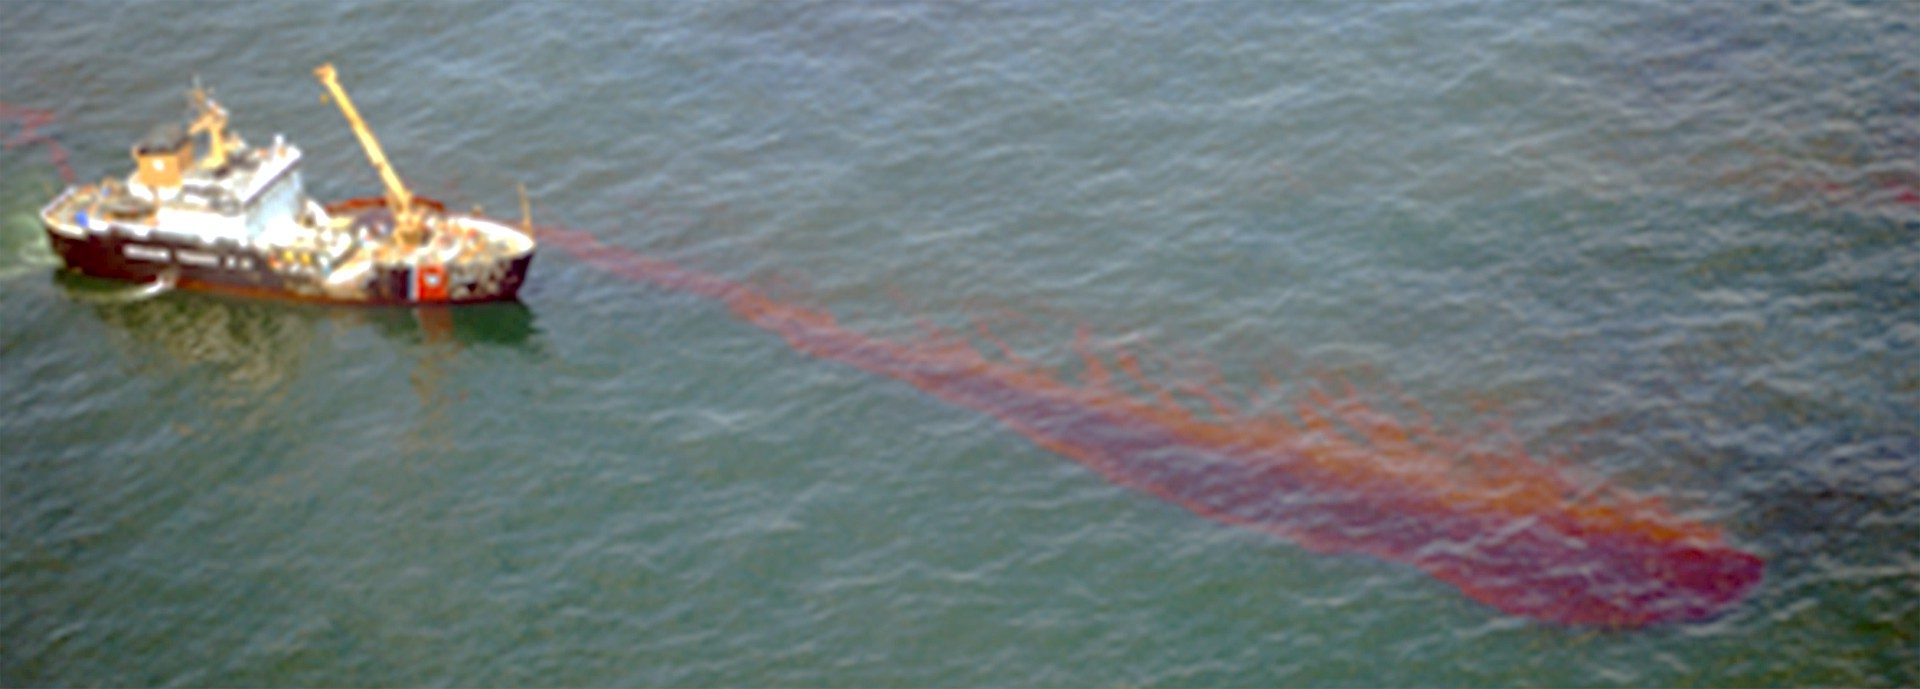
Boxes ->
[4,1,1916,685]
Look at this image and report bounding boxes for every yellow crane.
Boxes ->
[313,63,424,246]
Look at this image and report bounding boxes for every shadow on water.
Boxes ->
[357,299,543,350]
[54,270,550,456]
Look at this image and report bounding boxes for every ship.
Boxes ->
[38,64,535,305]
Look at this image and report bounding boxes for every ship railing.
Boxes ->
[39,185,87,238]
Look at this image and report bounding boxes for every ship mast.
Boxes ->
[313,63,424,246]
[188,81,236,169]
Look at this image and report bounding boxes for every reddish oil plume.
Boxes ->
[1,101,75,184]
[1715,139,1920,213]
[543,226,1763,627]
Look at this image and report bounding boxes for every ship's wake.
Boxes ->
[542,225,1765,628]
[65,267,176,303]
[0,234,54,281]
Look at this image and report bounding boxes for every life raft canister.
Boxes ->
[413,263,449,302]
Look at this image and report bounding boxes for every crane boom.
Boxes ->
[313,63,422,244]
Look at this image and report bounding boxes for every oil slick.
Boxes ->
[7,98,1765,627]
[543,226,1765,627]
[1,100,74,184]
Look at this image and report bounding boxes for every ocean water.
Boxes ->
[3,1,1916,685]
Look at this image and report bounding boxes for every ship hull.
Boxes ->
[42,218,533,306]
